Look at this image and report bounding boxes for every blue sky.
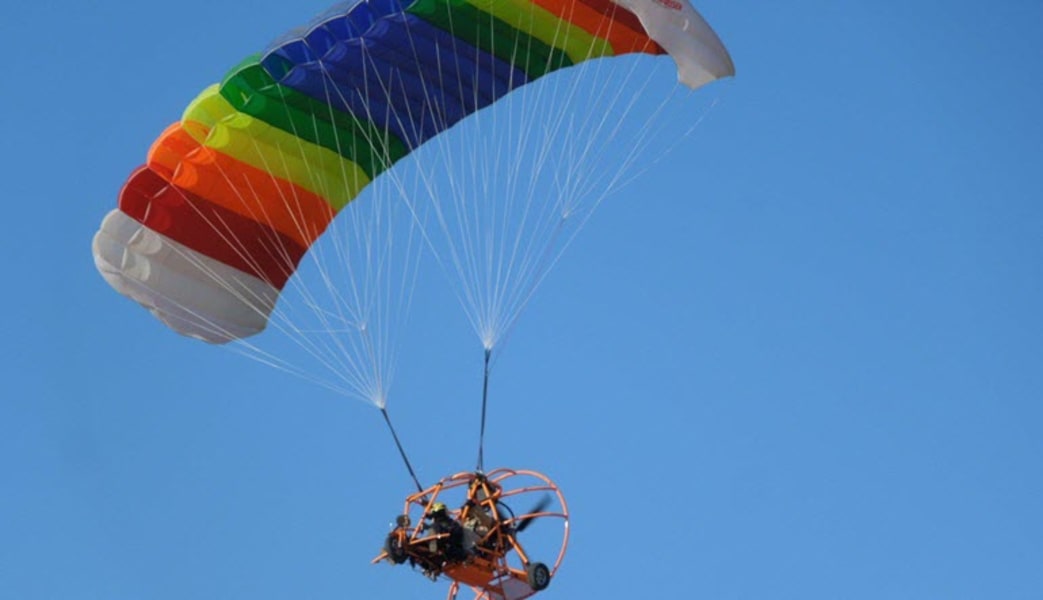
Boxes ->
[3,1,1042,599]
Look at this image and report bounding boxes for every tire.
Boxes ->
[526,562,551,591]
[385,533,408,565]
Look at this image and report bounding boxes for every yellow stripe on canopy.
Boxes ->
[181,85,371,210]
[466,0,615,63]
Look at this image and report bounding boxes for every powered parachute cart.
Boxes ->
[374,469,569,600]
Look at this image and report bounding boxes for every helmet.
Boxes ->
[431,502,447,514]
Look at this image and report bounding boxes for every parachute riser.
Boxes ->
[380,406,425,495]
[476,347,493,472]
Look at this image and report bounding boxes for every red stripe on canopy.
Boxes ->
[118,165,306,289]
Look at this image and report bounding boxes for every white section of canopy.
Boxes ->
[616,0,735,88]
[92,209,278,343]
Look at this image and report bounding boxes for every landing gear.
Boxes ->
[526,562,551,591]
[384,532,408,565]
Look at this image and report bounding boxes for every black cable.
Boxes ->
[381,407,425,495]
[476,347,492,472]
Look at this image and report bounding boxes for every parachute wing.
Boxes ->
[93,0,733,344]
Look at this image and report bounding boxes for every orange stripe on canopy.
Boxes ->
[533,0,664,54]
[146,122,337,249]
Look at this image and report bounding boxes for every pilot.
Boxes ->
[426,502,468,562]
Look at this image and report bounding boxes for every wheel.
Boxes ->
[385,532,408,565]
[526,562,551,591]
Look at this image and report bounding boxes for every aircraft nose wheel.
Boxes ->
[526,562,551,591]
[385,532,408,565]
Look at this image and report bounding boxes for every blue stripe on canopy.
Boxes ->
[260,1,527,148]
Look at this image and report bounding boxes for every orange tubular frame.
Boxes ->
[373,468,570,600]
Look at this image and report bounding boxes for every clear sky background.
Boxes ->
[3,1,1042,599]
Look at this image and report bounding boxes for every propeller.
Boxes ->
[515,494,552,533]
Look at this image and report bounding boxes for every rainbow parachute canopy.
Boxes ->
[93,0,734,343]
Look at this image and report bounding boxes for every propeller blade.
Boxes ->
[516,495,552,533]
